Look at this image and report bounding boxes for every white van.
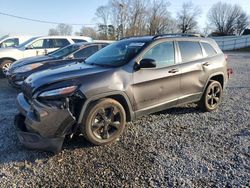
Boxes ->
[0,35,93,76]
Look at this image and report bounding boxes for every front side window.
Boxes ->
[85,40,147,67]
[142,42,175,68]
[29,39,45,49]
[49,44,80,58]
[74,46,98,58]
[1,38,19,47]
[202,42,217,57]
[178,41,203,62]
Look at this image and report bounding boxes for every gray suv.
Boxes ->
[15,34,228,152]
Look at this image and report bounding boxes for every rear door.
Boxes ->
[132,41,181,112]
[177,41,209,104]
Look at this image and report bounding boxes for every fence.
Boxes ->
[212,35,250,51]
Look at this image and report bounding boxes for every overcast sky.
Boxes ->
[0,0,249,36]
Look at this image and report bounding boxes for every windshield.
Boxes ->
[17,37,38,48]
[0,35,8,42]
[49,44,81,58]
[85,40,147,67]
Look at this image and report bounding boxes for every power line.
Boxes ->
[0,11,95,26]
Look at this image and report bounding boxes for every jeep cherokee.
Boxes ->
[14,34,228,152]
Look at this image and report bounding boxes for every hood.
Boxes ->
[10,55,55,69]
[23,62,111,95]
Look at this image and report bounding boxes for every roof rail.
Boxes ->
[119,35,152,40]
[152,33,205,40]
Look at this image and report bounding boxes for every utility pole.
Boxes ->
[119,3,124,39]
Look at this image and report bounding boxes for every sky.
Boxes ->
[0,0,249,37]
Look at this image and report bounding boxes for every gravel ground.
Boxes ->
[0,52,249,187]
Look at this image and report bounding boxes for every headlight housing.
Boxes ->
[13,63,43,73]
[39,86,77,98]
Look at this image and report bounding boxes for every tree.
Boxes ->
[48,24,72,36]
[208,2,249,35]
[177,2,201,33]
[48,28,59,36]
[76,26,97,39]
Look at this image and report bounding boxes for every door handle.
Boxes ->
[168,69,179,73]
[202,62,210,66]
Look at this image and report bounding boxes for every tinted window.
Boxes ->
[74,46,98,58]
[142,42,175,68]
[50,44,80,58]
[178,41,203,62]
[202,42,217,57]
[48,39,70,48]
[1,38,19,47]
[72,39,87,43]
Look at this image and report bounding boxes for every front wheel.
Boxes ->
[81,98,126,145]
[199,80,223,112]
[1,59,13,77]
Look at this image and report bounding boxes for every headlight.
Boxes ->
[39,86,77,98]
[13,63,43,73]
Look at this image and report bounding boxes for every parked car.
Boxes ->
[7,42,109,87]
[0,35,34,48]
[0,35,93,76]
[15,34,228,152]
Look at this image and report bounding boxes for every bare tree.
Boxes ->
[76,26,97,39]
[208,2,249,35]
[48,24,72,36]
[147,0,172,35]
[48,28,59,36]
[177,2,201,33]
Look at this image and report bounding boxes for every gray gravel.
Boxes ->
[0,52,249,187]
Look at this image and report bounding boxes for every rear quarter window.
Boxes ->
[202,42,217,57]
[178,41,203,62]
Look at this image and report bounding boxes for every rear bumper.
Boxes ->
[15,93,76,152]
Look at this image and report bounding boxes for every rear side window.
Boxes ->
[74,45,99,58]
[72,39,87,43]
[48,39,70,48]
[178,41,203,62]
[142,42,175,68]
[202,42,217,57]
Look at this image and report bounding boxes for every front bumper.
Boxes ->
[15,93,76,152]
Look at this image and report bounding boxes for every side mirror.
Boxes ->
[25,46,33,50]
[138,58,156,69]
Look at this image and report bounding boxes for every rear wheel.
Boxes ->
[199,80,223,112]
[81,98,126,145]
[1,59,13,77]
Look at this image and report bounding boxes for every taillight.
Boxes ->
[225,54,228,61]
[227,68,233,78]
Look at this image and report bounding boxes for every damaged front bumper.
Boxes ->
[14,93,76,152]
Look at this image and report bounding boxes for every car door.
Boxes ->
[132,41,181,114]
[177,41,208,104]
[23,39,47,58]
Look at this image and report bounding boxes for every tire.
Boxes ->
[199,80,223,112]
[81,98,126,145]
[0,59,13,77]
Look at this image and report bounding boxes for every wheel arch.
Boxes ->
[77,91,135,124]
[0,57,17,65]
[203,72,225,94]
